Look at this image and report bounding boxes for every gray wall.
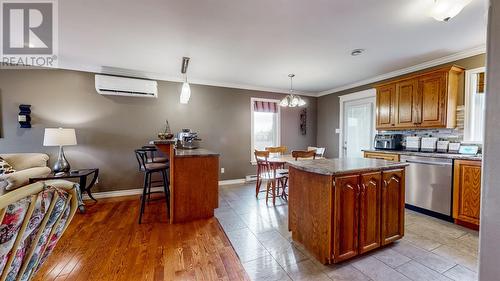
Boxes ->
[0,69,317,192]
[479,1,500,280]
[317,54,486,158]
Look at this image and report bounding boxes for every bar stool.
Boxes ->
[134,149,170,224]
[141,145,169,163]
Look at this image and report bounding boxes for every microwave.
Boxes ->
[374,134,403,150]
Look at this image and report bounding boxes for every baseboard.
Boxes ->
[82,179,246,200]
[218,178,246,186]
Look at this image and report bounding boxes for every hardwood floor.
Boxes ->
[33,195,249,281]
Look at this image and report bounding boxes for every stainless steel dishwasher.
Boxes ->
[400,155,453,217]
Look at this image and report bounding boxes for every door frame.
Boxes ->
[338,89,377,158]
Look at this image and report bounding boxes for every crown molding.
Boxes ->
[316,45,487,97]
[57,62,317,97]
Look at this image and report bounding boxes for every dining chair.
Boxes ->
[265,146,288,155]
[307,146,326,158]
[292,150,317,160]
[254,150,287,205]
[134,149,170,223]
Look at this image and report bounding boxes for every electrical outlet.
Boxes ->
[221,168,225,174]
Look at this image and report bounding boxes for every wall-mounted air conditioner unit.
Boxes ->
[95,74,158,98]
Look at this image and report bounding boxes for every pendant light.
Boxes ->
[280,74,306,107]
[430,0,471,22]
[180,57,191,104]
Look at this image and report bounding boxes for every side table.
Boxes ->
[30,168,99,212]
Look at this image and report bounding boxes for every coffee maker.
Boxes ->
[177,129,201,149]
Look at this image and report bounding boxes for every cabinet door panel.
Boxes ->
[376,85,396,129]
[417,73,447,127]
[333,175,359,262]
[395,79,418,128]
[359,172,381,254]
[381,169,405,245]
[453,160,481,226]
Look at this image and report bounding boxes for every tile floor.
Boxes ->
[216,183,479,281]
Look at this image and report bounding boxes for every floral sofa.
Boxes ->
[0,154,51,194]
[0,179,78,281]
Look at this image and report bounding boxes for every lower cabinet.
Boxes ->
[364,151,400,161]
[333,169,403,263]
[453,160,482,229]
[381,169,405,245]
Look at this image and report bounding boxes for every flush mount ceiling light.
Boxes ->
[430,0,472,22]
[280,74,306,107]
[351,49,365,56]
[179,57,191,104]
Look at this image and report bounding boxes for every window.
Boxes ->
[464,67,486,143]
[251,98,280,162]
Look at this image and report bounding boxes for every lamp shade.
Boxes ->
[43,128,77,146]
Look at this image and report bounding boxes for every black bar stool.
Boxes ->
[141,145,169,163]
[134,149,170,224]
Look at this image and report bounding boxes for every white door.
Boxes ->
[342,97,376,158]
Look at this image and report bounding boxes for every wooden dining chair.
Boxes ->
[265,146,288,155]
[307,146,326,158]
[254,150,286,205]
[292,150,317,160]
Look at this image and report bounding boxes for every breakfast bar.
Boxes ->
[287,158,408,264]
[153,140,219,224]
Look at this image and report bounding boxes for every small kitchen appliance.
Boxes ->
[437,140,450,153]
[405,136,421,151]
[373,134,403,150]
[421,137,438,152]
[448,142,461,153]
[177,129,201,149]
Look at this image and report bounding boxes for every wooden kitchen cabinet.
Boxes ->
[376,84,396,129]
[363,151,400,161]
[395,78,418,128]
[333,175,360,262]
[359,172,382,254]
[381,169,405,245]
[375,66,463,130]
[453,160,482,229]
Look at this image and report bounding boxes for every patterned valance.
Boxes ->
[253,101,278,113]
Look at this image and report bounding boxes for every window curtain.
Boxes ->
[253,101,278,113]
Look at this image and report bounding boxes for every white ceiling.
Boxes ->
[58,0,488,96]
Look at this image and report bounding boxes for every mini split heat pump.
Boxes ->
[95,74,158,98]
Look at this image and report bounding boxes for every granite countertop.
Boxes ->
[363,149,482,161]
[287,158,408,176]
[151,139,176,144]
[175,148,219,157]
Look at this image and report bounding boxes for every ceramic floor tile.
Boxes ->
[396,260,453,281]
[391,241,456,273]
[217,183,479,281]
[270,245,308,268]
[443,265,478,281]
[283,260,331,281]
[351,256,412,281]
[431,245,478,272]
[323,264,371,281]
[372,248,411,268]
[403,230,442,251]
[242,255,291,281]
[226,228,271,263]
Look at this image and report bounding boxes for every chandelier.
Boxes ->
[280,74,306,107]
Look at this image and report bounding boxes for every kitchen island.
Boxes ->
[153,140,219,224]
[287,158,408,264]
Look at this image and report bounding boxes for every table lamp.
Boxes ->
[43,128,77,173]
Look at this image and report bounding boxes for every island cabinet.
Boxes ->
[375,66,464,130]
[288,158,407,264]
[453,160,482,230]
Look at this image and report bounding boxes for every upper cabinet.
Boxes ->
[375,66,464,130]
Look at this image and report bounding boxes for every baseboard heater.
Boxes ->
[245,175,257,182]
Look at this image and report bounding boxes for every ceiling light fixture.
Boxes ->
[180,57,191,104]
[280,74,306,107]
[351,49,365,56]
[430,0,471,22]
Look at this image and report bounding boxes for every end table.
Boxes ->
[30,168,99,212]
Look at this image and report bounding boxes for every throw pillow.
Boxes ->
[0,157,16,175]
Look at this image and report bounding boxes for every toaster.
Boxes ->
[405,136,421,152]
